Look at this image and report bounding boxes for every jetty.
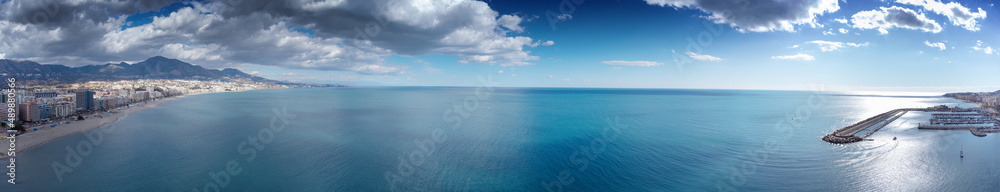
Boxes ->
[823,105,1000,143]
[822,108,917,143]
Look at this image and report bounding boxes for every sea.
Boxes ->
[7,87,999,191]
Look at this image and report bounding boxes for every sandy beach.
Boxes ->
[1,95,188,160]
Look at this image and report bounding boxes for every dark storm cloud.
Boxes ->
[0,0,545,74]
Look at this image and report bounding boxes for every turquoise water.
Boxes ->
[7,87,999,191]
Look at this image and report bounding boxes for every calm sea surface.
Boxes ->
[8,87,999,191]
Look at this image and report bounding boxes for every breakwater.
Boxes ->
[822,108,915,143]
[824,106,1000,143]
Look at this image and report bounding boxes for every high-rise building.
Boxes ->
[38,104,52,119]
[18,103,39,122]
[75,89,95,111]
[51,102,75,118]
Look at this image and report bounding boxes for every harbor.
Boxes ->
[918,112,1000,137]
[823,106,1000,143]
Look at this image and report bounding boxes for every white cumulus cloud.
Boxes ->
[972,40,996,55]
[498,15,525,32]
[602,60,663,67]
[924,41,947,50]
[771,53,815,61]
[896,0,987,31]
[685,52,723,62]
[851,6,942,34]
[809,40,870,52]
[644,0,840,32]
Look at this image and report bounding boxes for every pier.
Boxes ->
[822,108,915,143]
[823,106,1000,143]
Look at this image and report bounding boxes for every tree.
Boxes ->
[12,124,25,132]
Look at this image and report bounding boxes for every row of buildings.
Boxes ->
[3,88,176,123]
[3,79,288,123]
[946,91,1000,110]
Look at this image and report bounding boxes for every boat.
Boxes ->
[960,144,964,158]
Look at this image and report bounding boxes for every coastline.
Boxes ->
[947,96,999,117]
[0,92,209,160]
[947,96,983,107]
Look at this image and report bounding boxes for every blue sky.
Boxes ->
[1,0,998,92]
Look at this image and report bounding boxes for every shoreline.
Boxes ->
[0,91,216,160]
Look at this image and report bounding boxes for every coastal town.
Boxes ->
[2,79,293,133]
[944,90,1000,114]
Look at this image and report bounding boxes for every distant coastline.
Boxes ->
[943,90,999,119]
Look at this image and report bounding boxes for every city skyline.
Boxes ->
[1,0,999,92]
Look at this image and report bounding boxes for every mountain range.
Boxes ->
[0,56,298,86]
